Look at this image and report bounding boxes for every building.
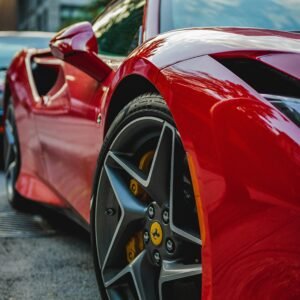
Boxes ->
[17,0,92,32]
[0,0,17,30]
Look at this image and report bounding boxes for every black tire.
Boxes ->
[3,100,25,210]
[91,94,202,300]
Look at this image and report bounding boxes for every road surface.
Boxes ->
[0,173,100,300]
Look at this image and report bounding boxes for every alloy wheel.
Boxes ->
[95,117,202,299]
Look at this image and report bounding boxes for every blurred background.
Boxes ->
[0,0,111,32]
[0,3,113,298]
[0,0,111,170]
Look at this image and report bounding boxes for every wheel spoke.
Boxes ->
[105,164,147,220]
[104,251,157,300]
[146,122,175,206]
[129,251,157,300]
[102,165,147,279]
[107,122,175,206]
[107,151,148,185]
[159,260,202,300]
[171,224,202,246]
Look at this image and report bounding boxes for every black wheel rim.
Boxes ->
[95,117,202,300]
[4,106,18,203]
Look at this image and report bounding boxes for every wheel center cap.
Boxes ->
[150,222,163,246]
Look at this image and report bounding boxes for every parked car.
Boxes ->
[3,0,300,299]
[0,32,53,169]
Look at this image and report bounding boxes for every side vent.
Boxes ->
[217,58,300,99]
[216,58,300,127]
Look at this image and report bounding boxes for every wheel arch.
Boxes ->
[104,74,160,135]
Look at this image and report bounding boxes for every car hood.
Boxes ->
[141,27,300,69]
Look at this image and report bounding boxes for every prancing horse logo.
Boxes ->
[150,222,163,246]
[152,228,160,239]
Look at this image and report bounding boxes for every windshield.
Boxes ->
[160,0,300,33]
[0,36,52,68]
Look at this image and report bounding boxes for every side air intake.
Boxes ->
[217,58,300,99]
[215,58,300,127]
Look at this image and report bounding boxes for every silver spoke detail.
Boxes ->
[130,251,157,300]
[171,225,202,246]
[107,122,175,205]
[103,259,131,288]
[159,260,202,300]
[107,151,148,186]
[146,122,175,205]
[101,164,147,281]
[104,251,157,300]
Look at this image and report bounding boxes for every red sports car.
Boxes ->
[3,0,300,299]
[0,32,53,169]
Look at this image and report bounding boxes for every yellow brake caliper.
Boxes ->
[126,151,154,263]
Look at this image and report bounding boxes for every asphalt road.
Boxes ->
[0,173,100,300]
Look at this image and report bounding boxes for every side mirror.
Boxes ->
[50,22,111,82]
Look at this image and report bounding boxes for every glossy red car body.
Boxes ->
[4,0,300,299]
[0,32,53,169]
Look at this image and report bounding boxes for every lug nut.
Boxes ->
[153,250,161,265]
[166,238,175,253]
[162,209,169,224]
[144,231,150,244]
[148,204,155,219]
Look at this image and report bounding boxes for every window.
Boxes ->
[93,0,145,57]
[160,0,300,33]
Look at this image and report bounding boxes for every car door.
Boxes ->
[34,0,146,222]
[33,56,102,221]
